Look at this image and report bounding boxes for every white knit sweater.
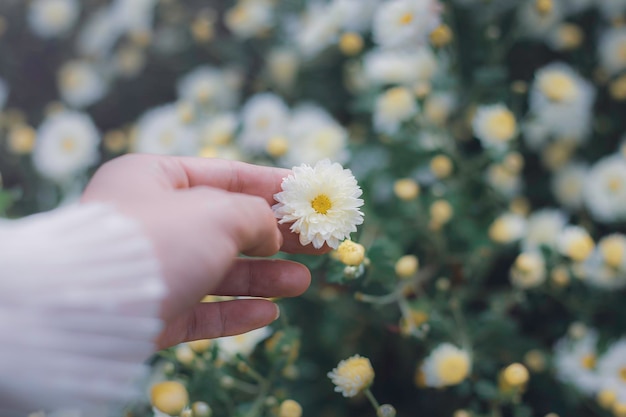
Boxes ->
[0,204,166,416]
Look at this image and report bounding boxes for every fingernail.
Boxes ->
[274,304,281,320]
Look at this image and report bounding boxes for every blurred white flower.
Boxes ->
[267,48,299,91]
[528,62,595,144]
[238,93,290,153]
[599,27,626,77]
[282,104,349,167]
[597,0,626,20]
[77,6,120,58]
[225,0,274,39]
[110,0,157,34]
[215,327,272,359]
[421,343,472,388]
[485,163,522,198]
[488,212,527,244]
[273,159,364,249]
[372,0,441,48]
[58,60,108,108]
[177,66,238,110]
[134,105,197,156]
[522,208,568,251]
[598,234,626,271]
[331,0,380,33]
[517,0,563,40]
[32,111,100,182]
[200,113,238,147]
[551,162,587,210]
[363,47,437,86]
[597,338,626,403]
[553,330,600,395]
[296,4,341,57]
[510,251,546,289]
[584,155,626,223]
[374,86,418,134]
[28,0,80,39]
[558,225,595,262]
[578,251,626,290]
[472,104,517,150]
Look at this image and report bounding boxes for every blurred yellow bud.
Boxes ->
[430,24,453,47]
[550,266,570,288]
[615,403,626,417]
[339,32,364,56]
[192,401,212,417]
[8,125,36,155]
[610,75,626,101]
[103,130,128,153]
[336,240,366,266]
[430,155,454,178]
[393,178,420,201]
[535,0,553,16]
[502,363,529,386]
[556,23,584,50]
[504,152,524,174]
[279,399,303,417]
[175,344,196,365]
[509,197,530,216]
[377,404,397,417]
[453,410,471,417]
[600,235,626,268]
[511,80,528,94]
[414,366,427,388]
[187,339,211,354]
[395,255,419,278]
[598,389,618,409]
[266,136,289,157]
[150,381,189,417]
[524,350,546,372]
[414,82,431,99]
[430,200,454,225]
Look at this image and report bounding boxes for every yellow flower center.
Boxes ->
[618,42,626,63]
[608,176,623,193]
[580,353,596,370]
[311,194,332,214]
[598,389,617,409]
[61,137,76,153]
[539,72,578,102]
[601,237,625,268]
[399,12,413,25]
[485,109,516,141]
[339,32,364,56]
[620,367,626,382]
[535,0,553,16]
[568,235,595,262]
[557,24,583,50]
[436,353,471,385]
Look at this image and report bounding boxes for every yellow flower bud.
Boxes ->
[7,125,36,155]
[150,381,189,417]
[103,130,128,153]
[598,390,617,409]
[188,339,212,354]
[266,136,289,157]
[339,32,364,56]
[430,24,453,47]
[430,200,454,225]
[393,178,420,201]
[453,410,471,417]
[395,255,419,278]
[524,350,546,373]
[192,401,212,417]
[336,240,366,266]
[535,0,553,16]
[279,399,303,417]
[502,363,529,387]
[550,266,570,288]
[175,344,196,366]
[430,155,454,179]
[615,402,626,417]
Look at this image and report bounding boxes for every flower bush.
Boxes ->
[3,0,626,416]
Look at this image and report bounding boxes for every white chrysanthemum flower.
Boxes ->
[281,104,349,167]
[363,47,438,86]
[472,104,517,149]
[488,212,527,244]
[215,327,272,359]
[584,155,626,223]
[578,251,626,290]
[599,27,626,77]
[374,86,418,135]
[328,355,375,397]
[558,225,595,262]
[528,63,595,144]
[510,251,546,289]
[133,105,198,156]
[238,93,290,153]
[421,343,472,388]
[597,338,626,403]
[522,208,568,252]
[32,111,100,182]
[200,113,238,147]
[517,0,564,40]
[599,234,626,271]
[57,60,107,108]
[553,330,600,395]
[225,0,274,39]
[273,159,364,249]
[177,66,238,110]
[372,0,441,48]
[551,162,587,210]
[485,163,522,198]
[296,4,341,57]
[28,0,80,38]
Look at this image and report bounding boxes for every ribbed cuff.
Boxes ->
[0,203,166,416]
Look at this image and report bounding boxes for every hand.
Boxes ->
[81,154,330,350]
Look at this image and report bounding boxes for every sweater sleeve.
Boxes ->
[0,203,167,416]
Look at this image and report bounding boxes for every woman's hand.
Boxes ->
[81,154,330,349]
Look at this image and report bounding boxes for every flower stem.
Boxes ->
[364,388,381,412]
